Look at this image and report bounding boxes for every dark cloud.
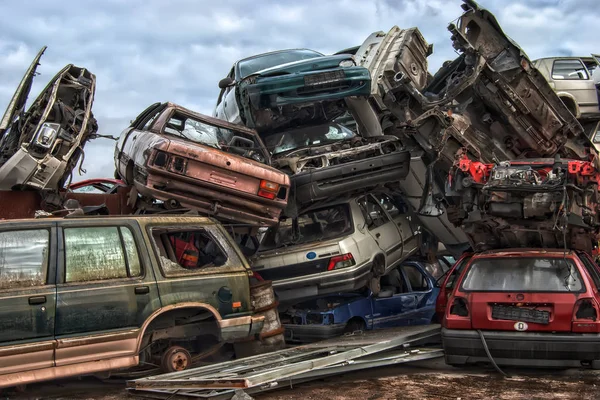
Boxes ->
[0,0,596,181]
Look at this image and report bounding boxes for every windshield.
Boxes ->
[163,112,267,163]
[263,124,355,155]
[260,204,352,250]
[461,257,583,292]
[238,49,322,78]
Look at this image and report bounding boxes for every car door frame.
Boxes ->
[369,265,414,329]
[399,262,434,324]
[53,218,160,367]
[0,220,57,376]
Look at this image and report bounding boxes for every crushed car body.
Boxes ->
[114,102,290,226]
[214,49,371,133]
[262,123,410,209]
[0,46,98,192]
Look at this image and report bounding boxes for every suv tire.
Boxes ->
[161,346,192,373]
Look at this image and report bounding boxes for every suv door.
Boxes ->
[551,58,598,115]
[357,194,402,272]
[147,224,252,317]
[0,222,56,376]
[54,220,160,366]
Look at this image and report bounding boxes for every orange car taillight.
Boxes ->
[327,253,355,271]
[449,297,469,317]
[258,179,280,200]
[153,151,169,168]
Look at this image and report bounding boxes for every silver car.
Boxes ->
[533,55,600,119]
[250,193,420,304]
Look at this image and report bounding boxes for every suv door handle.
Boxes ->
[135,286,150,295]
[29,296,46,305]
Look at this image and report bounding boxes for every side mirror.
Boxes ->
[218,77,234,89]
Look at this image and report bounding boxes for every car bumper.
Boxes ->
[283,323,347,343]
[442,328,600,367]
[136,169,285,226]
[292,150,410,205]
[219,315,265,342]
[273,259,373,303]
[247,66,371,109]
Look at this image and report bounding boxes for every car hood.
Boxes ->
[0,46,46,137]
[250,54,353,79]
[272,136,402,174]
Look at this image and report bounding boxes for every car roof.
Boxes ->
[0,214,218,225]
[472,248,576,257]
[237,48,324,63]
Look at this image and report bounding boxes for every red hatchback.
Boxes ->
[442,249,600,368]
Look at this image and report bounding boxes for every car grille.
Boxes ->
[491,304,550,324]
[304,70,345,87]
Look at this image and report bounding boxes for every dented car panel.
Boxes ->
[0,47,97,191]
[215,49,372,133]
[114,103,290,226]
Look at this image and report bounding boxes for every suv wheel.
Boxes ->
[161,346,192,373]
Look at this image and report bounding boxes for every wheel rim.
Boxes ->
[170,351,189,371]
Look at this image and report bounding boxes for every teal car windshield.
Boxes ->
[264,124,355,155]
[238,49,323,78]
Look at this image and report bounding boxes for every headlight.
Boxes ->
[338,59,355,68]
[33,122,61,149]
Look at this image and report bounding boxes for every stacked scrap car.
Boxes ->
[114,102,290,226]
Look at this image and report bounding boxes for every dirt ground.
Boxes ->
[4,359,599,400]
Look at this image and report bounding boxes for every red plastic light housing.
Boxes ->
[327,253,355,271]
[572,298,600,333]
[258,180,280,200]
[449,297,469,317]
[257,189,276,200]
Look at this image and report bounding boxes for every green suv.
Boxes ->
[0,215,263,388]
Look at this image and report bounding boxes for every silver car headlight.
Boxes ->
[338,59,355,68]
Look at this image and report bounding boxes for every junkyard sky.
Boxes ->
[0,0,597,180]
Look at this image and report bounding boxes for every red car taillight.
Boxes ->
[573,298,600,332]
[449,297,469,317]
[153,151,169,168]
[257,179,280,200]
[327,253,355,271]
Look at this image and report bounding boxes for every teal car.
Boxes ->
[214,49,371,133]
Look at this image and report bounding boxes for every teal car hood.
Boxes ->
[252,54,354,78]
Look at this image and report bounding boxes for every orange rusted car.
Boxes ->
[114,103,289,226]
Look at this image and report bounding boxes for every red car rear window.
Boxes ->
[461,257,584,292]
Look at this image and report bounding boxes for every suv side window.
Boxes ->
[357,196,388,229]
[402,265,429,291]
[0,229,49,289]
[64,227,141,282]
[152,228,231,277]
[552,59,589,80]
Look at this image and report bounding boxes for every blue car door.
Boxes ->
[369,266,416,329]
[400,263,434,325]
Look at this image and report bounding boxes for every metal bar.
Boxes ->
[128,325,440,391]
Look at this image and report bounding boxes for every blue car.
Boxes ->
[282,260,444,343]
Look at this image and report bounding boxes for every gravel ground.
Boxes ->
[3,359,599,400]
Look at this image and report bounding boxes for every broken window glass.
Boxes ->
[357,196,388,230]
[238,49,322,78]
[0,229,49,289]
[263,123,355,155]
[152,228,230,277]
[64,227,128,282]
[260,204,352,250]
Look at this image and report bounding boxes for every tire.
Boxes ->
[160,346,192,373]
[344,319,366,334]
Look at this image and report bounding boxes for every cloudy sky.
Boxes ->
[0,0,597,181]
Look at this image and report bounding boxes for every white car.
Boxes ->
[250,193,421,304]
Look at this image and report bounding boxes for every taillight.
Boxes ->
[170,156,187,174]
[572,298,600,332]
[258,180,280,200]
[449,297,469,317]
[574,298,598,320]
[327,253,355,271]
[153,151,169,167]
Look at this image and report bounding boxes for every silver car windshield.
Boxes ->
[238,49,322,78]
[263,124,355,155]
[461,257,583,292]
[260,204,352,250]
